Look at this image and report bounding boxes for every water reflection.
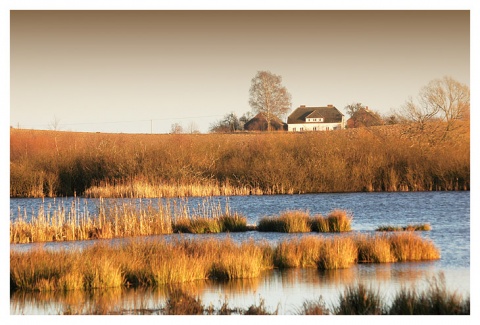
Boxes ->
[11,263,469,315]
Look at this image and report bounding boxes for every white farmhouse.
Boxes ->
[287,105,345,132]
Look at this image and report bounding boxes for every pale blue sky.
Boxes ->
[8,6,472,134]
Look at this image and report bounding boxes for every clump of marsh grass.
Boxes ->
[218,213,248,232]
[376,223,431,232]
[243,297,278,315]
[334,283,385,315]
[317,236,358,270]
[172,212,248,234]
[389,232,440,261]
[273,236,323,268]
[355,233,396,263]
[163,288,204,315]
[10,233,441,293]
[388,273,470,315]
[257,209,352,233]
[314,209,352,232]
[295,296,331,315]
[209,239,267,279]
[257,210,311,233]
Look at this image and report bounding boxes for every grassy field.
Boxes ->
[10,121,469,198]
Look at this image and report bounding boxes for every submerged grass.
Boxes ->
[376,224,432,232]
[11,233,441,293]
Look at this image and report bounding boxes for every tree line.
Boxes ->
[208,73,469,136]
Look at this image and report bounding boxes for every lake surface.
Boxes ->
[10,191,470,315]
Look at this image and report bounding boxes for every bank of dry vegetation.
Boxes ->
[10,121,469,198]
[10,233,440,293]
[9,197,353,244]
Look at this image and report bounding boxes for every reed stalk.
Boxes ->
[10,198,239,243]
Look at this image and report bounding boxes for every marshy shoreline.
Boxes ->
[10,122,470,198]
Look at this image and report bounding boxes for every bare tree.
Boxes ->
[423,76,470,131]
[187,121,200,134]
[49,115,61,131]
[345,103,365,118]
[170,123,183,134]
[399,76,469,133]
[249,70,292,131]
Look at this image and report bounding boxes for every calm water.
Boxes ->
[10,191,470,315]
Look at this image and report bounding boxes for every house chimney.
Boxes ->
[327,104,333,108]
[300,105,306,107]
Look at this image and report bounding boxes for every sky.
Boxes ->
[8,8,471,134]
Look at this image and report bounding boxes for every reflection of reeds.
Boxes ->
[12,273,468,315]
[257,210,352,233]
[11,233,441,294]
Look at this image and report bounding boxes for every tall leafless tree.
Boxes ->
[249,71,292,131]
[397,76,469,142]
[423,76,470,131]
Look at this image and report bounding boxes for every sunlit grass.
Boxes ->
[10,123,470,198]
[10,233,441,293]
[10,198,243,243]
[257,209,352,233]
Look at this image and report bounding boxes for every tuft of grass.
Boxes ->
[355,233,396,263]
[376,223,431,232]
[273,236,323,268]
[243,297,278,315]
[257,210,311,233]
[388,273,469,315]
[296,296,331,315]
[257,209,352,233]
[218,213,248,232]
[334,283,385,315]
[163,288,204,315]
[389,232,440,261]
[317,236,358,270]
[325,210,352,232]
